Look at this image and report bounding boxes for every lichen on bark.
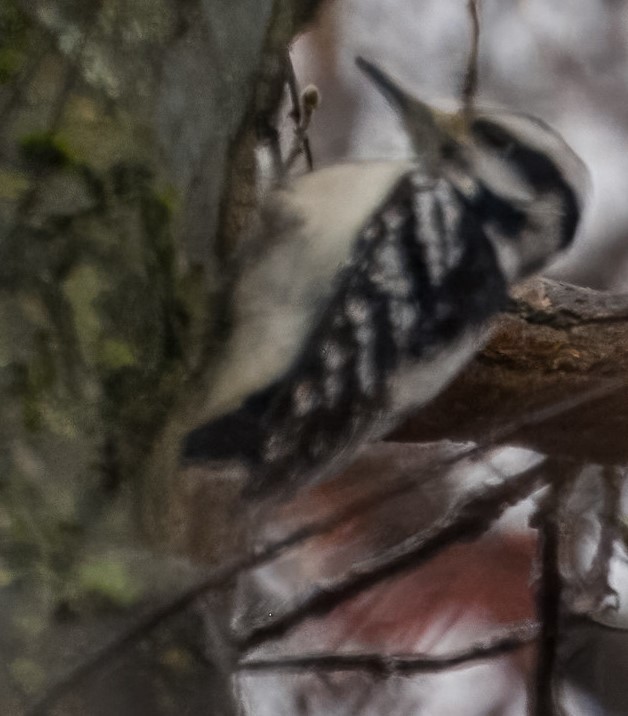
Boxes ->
[0,0,324,711]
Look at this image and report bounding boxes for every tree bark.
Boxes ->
[392,278,628,465]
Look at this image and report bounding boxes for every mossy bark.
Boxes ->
[0,0,324,712]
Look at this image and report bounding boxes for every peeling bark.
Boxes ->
[392,278,628,465]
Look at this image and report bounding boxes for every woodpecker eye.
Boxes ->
[472,120,516,153]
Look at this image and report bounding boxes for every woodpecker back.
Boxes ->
[184,61,588,498]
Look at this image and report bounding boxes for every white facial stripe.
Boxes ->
[413,191,446,285]
[484,186,567,281]
[476,111,589,207]
[469,146,535,204]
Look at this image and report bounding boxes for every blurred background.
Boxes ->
[292,0,628,291]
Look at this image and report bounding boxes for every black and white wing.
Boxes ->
[185,168,510,498]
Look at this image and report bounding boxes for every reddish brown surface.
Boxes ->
[391,279,628,465]
[320,534,537,653]
[265,444,538,664]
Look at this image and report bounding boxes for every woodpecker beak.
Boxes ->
[356,57,461,165]
[355,57,418,112]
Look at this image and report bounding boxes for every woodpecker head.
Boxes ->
[356,57,589,281]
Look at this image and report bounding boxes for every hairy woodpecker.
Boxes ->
[184,58,588,498]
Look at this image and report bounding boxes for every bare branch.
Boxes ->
[29,301,626,712]
[237,459,549,653]
[26,459,427,715]
[284,52,316,172]
[239,621,539,676]
[461,0,481,120]
[530,462,576,716]
[392,278,628,465]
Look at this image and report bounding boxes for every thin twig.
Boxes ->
[240,621,539,675]
[26,476,418,715]
[479,379,626,456]
[22,455,454,715]
[530,462,575,716]
[461,0,481,121]
[237,459,549,653]
[410,379,625,483]
[284,51,314,171]
[534,492,561,716]
[286,50,303,126]
[28,379,620,713]
[21,450,476,714]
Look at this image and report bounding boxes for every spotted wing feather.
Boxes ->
[222,171,509,497]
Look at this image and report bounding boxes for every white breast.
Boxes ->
[202,160,417,420]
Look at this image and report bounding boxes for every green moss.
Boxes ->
[14,612,47,638]
[11,333,57,431]
[156,185,180,215]
[0,46,22,83]
[98,338,137,370]
[39,403,79,439]
[63,264,103,361]
[27,335,56,393]
[19,133,74,171]
[9,658,46,695]
[0,2,30,37]
[0,564,14,589]
[0,1,32,83]
[76,557,141,609]
[0,167,29,200]
[110,162,154,199]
